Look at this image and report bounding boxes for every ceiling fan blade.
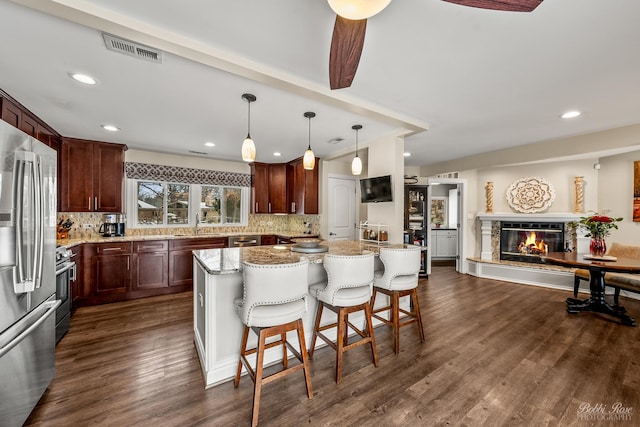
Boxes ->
[442,0,543,12]
[329,15,367,90]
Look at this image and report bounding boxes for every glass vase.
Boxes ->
[589,236,607,257]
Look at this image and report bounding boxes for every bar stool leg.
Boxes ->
[251,329,267,427]
[281,332,288,369]
[412,288,426,342]
[336,307,346,384]
[364,302,379,367]
[392,292,401,354]
[296,319,314,399]
[309,303,324,358]
[235,326,250,387]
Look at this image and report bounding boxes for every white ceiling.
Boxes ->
[1,0,640,168]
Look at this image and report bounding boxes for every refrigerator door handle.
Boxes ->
[0,299,60,359]
[12,152,45,293]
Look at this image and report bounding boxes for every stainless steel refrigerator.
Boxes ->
[0,120,59,426]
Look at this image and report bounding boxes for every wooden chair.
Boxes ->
[573,243,640,305]
[308,252,378,384]
[234,261,313,427]
[371,246,425,354]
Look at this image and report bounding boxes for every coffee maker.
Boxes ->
[99,213,126,237]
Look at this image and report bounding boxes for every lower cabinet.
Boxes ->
[132,240,169,290]
[86,242,133,300]
[69,245,82,309]
[432,229,458,258]
[261,234,277,245]
[169,238,226,288]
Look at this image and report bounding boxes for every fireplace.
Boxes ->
[500,222,565,263]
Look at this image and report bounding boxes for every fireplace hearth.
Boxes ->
[500,222,565,263]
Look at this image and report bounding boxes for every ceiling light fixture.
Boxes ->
[404,152,411,157]
[328,0,392,19]
[241,93,257,162]
[351,124,363,176]
[561,110,581,119]
[69,72,97,85]
[303,112,316,170]
[204,142,215,147]
[101,124,119,132]
[273,152,282,157]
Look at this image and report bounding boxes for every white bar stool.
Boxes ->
[234,261,313,427]
[308,252,378,384]
[371,246,425,354]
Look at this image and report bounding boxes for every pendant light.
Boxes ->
[303,112,316,170]
[351,124,363,176]
[328,0,392,20]
[241,93,256,162]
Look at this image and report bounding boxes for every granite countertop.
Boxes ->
[57,231,319,248]
[193,240,409,275]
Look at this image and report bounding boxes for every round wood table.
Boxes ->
[541,252,639,326]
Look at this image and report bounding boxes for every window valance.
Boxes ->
[125,162,251,187]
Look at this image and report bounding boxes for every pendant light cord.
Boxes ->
[307,116,312,150]
[247,100,251,139]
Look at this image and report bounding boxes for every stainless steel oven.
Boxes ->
[55,246,75,344]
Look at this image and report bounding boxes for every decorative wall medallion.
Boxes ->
[506,177,555,213]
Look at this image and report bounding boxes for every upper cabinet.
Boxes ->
[1,93,61,150]
[287,157,319,214]
[250,162,287,214]
[251,159,319,215]
[59,137,127,212]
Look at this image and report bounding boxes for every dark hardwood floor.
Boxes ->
[26,267,640,426]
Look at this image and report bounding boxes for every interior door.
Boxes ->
[327,176,356,240]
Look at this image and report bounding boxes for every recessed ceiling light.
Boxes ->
[69,73,97,85]
[561,110,581,119]
[404,152,411,157]
[204,142,215,147]
[101,124,119,132]
[273,152,282,157]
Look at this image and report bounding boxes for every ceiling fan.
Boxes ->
[328,0,544,90]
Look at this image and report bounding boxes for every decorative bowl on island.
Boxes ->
[293,238,322,248]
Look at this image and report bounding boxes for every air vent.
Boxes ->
[188,150,208,155]
[103,34,162,63]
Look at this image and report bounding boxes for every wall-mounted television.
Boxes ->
[360,175,393,203]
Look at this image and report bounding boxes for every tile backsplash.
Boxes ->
[57,212,320,238]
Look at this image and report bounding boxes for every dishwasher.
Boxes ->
[228,235,261,247]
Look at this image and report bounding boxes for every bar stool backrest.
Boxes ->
[319,253,374,306]
[239,261,309,326]
[376,247,421,291]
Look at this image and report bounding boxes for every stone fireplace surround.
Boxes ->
[468,213,588,294]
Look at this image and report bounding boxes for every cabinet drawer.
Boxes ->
[169,238,226,251]
[134,240,168,253]
[94,242,132,254]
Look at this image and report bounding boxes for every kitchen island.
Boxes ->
[192,240,412,388]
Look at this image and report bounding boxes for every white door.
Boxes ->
[328,176,356,240]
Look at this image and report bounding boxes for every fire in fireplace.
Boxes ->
[500,222,565,263]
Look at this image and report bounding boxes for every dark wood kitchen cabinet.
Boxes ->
[132,240,168,291]
[69,245,83,309]
[169,237,227,288]
[59,137,127,212]
[1,93,61,149]
[250,162,287,214]
[287,157,319,214]
[86,242,133,299]
[260,234,277,245]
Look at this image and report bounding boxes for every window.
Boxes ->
[129,179,248,227]
[136,181,190,225]
[199,186,243,225]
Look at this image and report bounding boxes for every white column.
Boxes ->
[481,219,493,260]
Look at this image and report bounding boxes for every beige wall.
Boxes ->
[599,151,640,245]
